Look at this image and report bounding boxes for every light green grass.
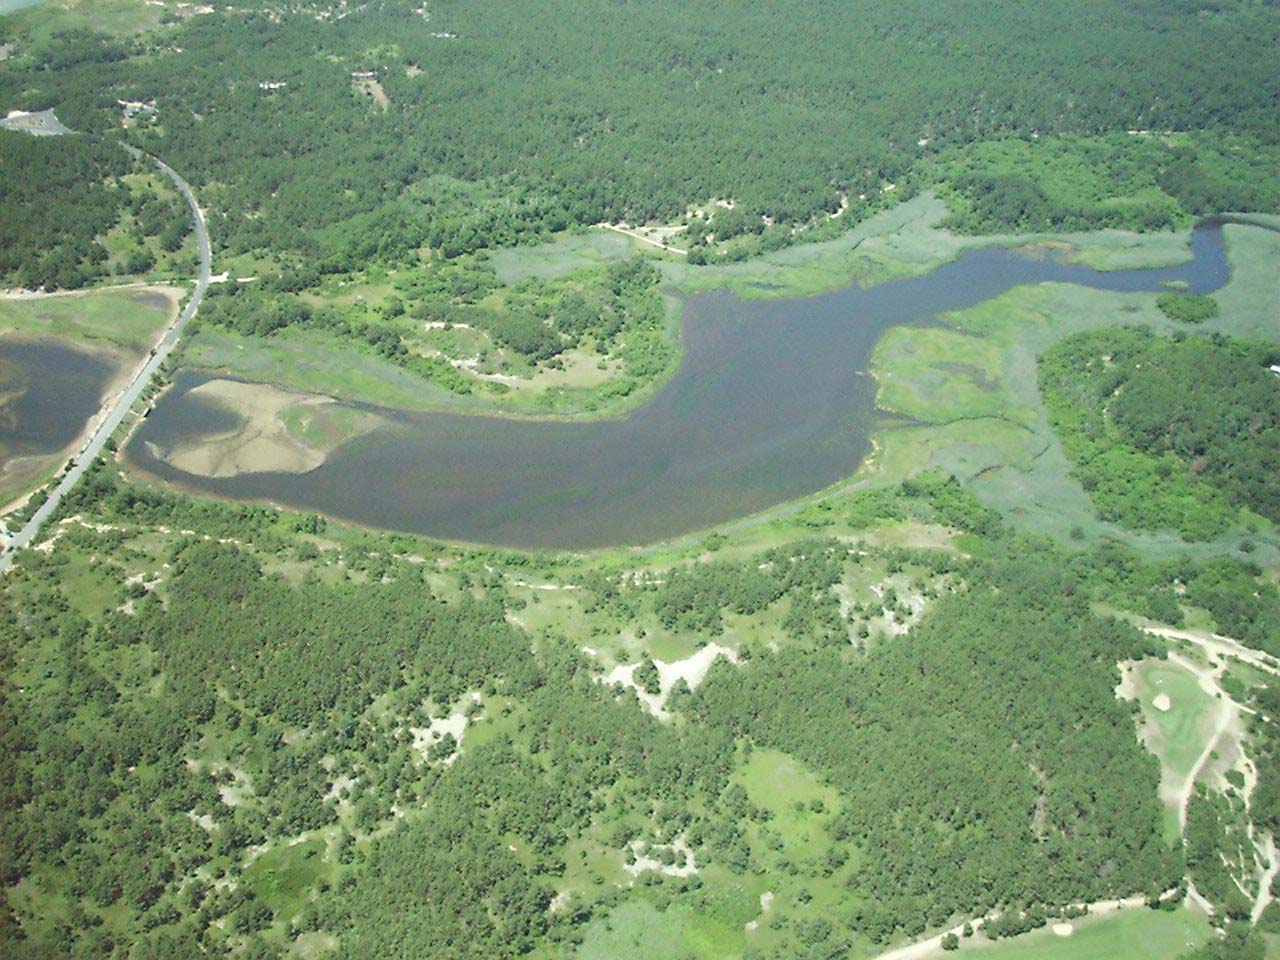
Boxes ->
[242,836,330,923]
[3,0,166,37]
[0,287,174,356]
[1135,662,1215,782]
[737,748,842,860]
[874,418,1042,481]
[874,325,1021,424]
[489,231,636,284]
[574,899,698,960]
[1209,224,1280,341]
[182,327,465,412]
[278,403,378,450]
[1132,659,1217,842]
[958,906,1211,960]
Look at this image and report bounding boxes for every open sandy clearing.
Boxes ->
[410,692,482,766]
[624,834,697,878]
[596,643,738,719]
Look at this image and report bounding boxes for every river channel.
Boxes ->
[127,224,1230,548]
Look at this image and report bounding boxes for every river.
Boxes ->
[127,223,1229,549]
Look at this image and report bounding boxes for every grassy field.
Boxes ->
[1131,659,1217,842]
[0,286,175,356]
[574,899,701,960]
[873,325,1027,426]
[181,327,469,413]
[955,907,1211,960]
[489,231,637,284]
[2,0,169,37]
[1135,661,1216,783]
[1210,224,1280,341]
[241,836,332,927]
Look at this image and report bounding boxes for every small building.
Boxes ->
[118,99,157,120]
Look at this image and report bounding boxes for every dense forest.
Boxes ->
[1,0,1277,271]
[1040,328,1280,539]
[689,550,1177,940]
[0,129,191,289]
[0,132,128,289]
[0,463,1241,958]
[931,134,1280,235]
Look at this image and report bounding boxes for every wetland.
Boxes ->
[127,223,1230,549]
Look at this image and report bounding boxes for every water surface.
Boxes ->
[0,339,115,480]
[129,225,1229,548]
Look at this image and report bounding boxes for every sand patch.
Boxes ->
[215,767,253,807]
[410,692,482,766]
[1052,922,1074,937]
[1153,692,1172,712]
[624,834,697,878]
[324,774,356,803]
[353,77,390,109]
[745,891,774,932]
[862,575,929,637]
[154,379,383,478]
[1115,661,1138,701]
[597,643,738,719]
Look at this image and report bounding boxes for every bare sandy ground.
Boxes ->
[410,692,482,766]
[624,834,698,878]
[597,643,739,719]
[157,379,383,478]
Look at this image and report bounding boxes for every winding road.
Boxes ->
[0,146,210,572]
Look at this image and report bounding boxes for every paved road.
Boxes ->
[0,147,210,572]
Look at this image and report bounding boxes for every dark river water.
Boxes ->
[0,339,115,477]
[128,224,1230,548]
